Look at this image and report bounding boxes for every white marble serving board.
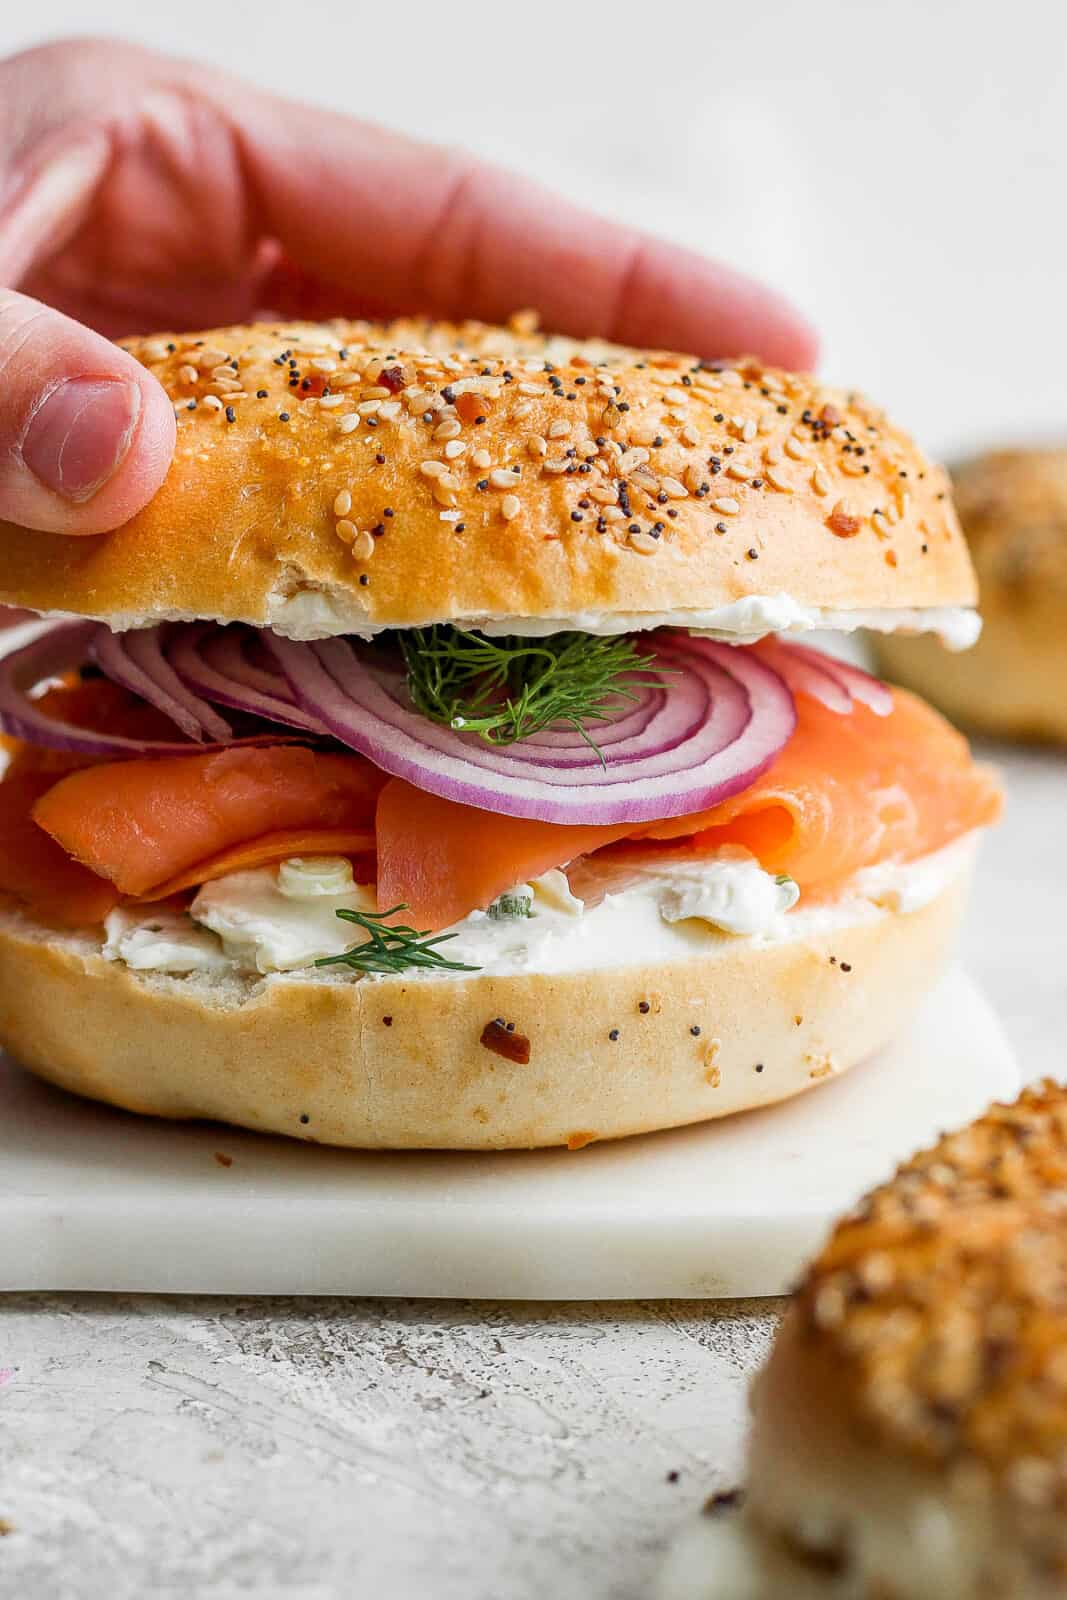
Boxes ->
[0,967,1016,1299]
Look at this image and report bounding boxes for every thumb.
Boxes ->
[0,289,175,535]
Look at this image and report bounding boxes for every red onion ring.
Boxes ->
[0,622,214,758]
[0,622,303,759]
[752,637,892,716]
[92,625,233,742]
[266,631,796,825]
[167,625,328,735]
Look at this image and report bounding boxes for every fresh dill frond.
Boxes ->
[397,626,665,753]
[314,905,481,976]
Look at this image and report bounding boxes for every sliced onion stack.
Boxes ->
[265,631,798,825]
[0,621,897,820]
[92,624,233,742]
[752,636,893,716]
[0,622,302,759]
[167,624,328,735]
[0,622,213,758]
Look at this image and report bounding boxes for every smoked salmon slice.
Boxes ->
[632,687,1002,891]
[0,773,119,926]
[377,689,1001,927]
[33,747,385,899]
[10,682,1000,933]
[375,778,635,933]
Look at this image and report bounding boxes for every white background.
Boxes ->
[2,0,1066,461]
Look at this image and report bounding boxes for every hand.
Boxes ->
[0,37,817,536]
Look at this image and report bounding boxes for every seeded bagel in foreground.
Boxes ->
[700,1083,1067,1597]
[0,318,997,1149]
[0,317,973,636]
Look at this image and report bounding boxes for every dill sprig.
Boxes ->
[315,905,481,976]
[397,626,665,754]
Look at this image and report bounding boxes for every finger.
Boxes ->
[227,85,819,368]
[0,287,175,534]
[0,40,817,368]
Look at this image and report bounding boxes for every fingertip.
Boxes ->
[0,291,177,536]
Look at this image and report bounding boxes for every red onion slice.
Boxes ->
[92,625,233,742]
[267,632,796,825]
[167,625,328,735]
[752,637,892,717]
[0,622,214,758]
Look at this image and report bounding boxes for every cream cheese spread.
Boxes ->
[100,834,978,981]
[261,590,980,649]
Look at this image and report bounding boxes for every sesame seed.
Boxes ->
[443,439,467,460]
[337,415,360,435]
[419,460,448,479]
[311,357,337,373]
[178,364,199,384]
[350,530,375,561]
[548,419,571,440]
[335,519,357,542]
[433,479,458,507]
[500,494,521,521]
[489,468,516,490]
[434,418,462,441]
[710,496,740,515]
[660,476,688,499]
[764,466,795,494]
[471,448,492,470]
[202,394,224,412]
[812,465,831,495]
[527,435,548,458]
[333,490,353,517]
[542,460,569,475]
[680,424,700,446]
[377,400,401,421]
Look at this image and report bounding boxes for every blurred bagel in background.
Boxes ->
[875,447,1067,742]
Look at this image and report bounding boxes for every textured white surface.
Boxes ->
[0,967,1018,1301]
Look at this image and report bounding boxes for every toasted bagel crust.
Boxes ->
[741,1081,1067,1595]
[0,873,967,1149]
[0,318,973,634]
[877,447,1067,740]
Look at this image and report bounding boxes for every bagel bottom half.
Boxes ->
[0,869,969,1150]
